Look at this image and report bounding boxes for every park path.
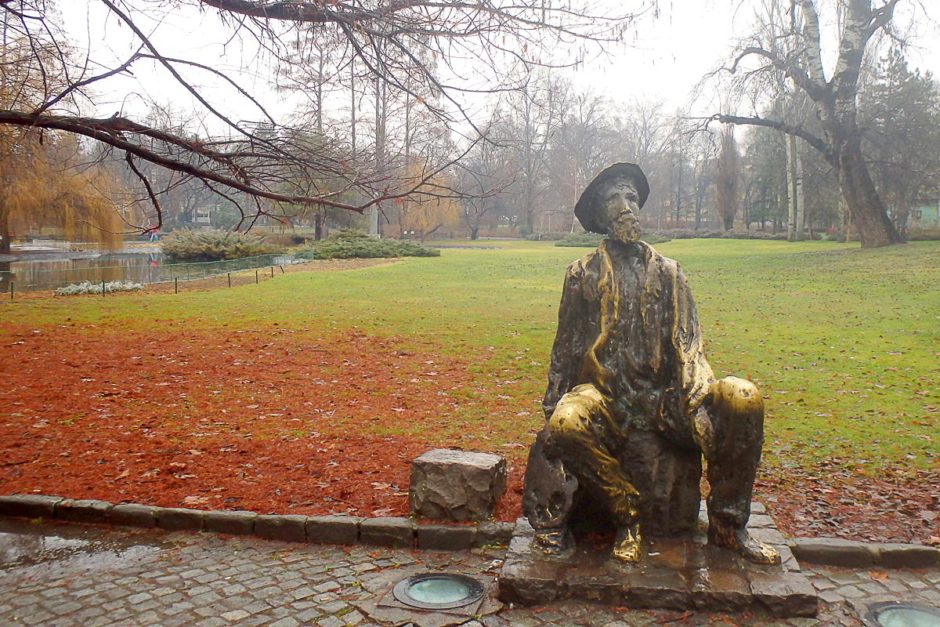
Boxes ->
[1,518,938,626]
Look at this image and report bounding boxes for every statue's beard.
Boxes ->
[610,213,640,242]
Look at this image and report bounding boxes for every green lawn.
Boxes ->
[5,239,938,471]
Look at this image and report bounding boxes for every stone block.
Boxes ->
[498,514,818,617]
[623,569,691,611]
[777,543,801,573]
[306,516,361,545]
[204,511,257,536]
[790,537,877,567]
[877,543,939,569]
[690,558,751,612]
[359,517,414,548]
[747,514,775,529]
[416,524,476,551]
[409,449,506,522]
[474,521,514,547]
[155,507,206,531]
[55,499,113,524]
[109,504,157,528]
[750,572,818,617]
[254,515,307,542]
[749,526,787,546]
[0,494,63,519]
[498,557,564,605]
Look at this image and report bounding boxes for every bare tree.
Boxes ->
[715,0,915,247]
[504,71,570,234]
[0,0,648,233]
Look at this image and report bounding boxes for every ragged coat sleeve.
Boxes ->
[673,265,715,416]
[542,256,593,419]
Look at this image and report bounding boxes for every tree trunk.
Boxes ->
[834,136,904,247]
[722,213,733,232]
[0,209,10,254]
[786,134,798,241]
[470,224,479,240]
[314,211,324,241]
[795,144,805,240]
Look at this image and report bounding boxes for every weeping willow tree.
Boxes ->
[0,26,122,254]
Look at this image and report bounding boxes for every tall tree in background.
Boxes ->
[716,126,741,231]
[718,0,910,247]
[505,72,570,235]
[860,47,940,234]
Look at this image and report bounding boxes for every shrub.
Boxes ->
[260,232,309,247]
[644,229,788,241]
[526,232,566,241]
[55,281,143,296]
[296,231,440,260]
[555,232,672,247]
[161,229,282,262]
[908,227,940,241]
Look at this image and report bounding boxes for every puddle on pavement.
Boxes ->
[0,519,162,575]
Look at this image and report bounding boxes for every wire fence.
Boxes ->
[1,254,303,295]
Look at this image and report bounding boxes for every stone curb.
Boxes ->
[0,494,514,552]
[789,537,939,569]
[2,494,933,568]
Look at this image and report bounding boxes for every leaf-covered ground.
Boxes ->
[1,243,937,544]
[0,324,525,520]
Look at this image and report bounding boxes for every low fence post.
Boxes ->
[9,282,13,301]
[255,269,259,284]
[174,277,178,294]
[101,280,106,296]
[270,266,274,278]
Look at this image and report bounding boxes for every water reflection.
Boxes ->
[0,519,161,575]
[1,253,290,292]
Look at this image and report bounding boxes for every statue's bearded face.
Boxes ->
[601,179,641,242]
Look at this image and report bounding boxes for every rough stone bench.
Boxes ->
[409,449,507,522]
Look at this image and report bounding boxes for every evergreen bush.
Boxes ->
[296,231,440,259]
[161,229,281,262]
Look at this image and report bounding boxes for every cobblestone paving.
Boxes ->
[1,519,937,626]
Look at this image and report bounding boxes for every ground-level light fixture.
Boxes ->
[865,602,940,627]
[392,573,485,610]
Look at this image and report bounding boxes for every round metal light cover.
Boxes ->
[866,602,940,627]
[392,573,485,610]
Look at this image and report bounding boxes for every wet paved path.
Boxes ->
[1,518,938,626]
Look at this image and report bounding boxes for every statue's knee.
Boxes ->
[547,387,603,443]
[713,376,763,416]
[548,402,589,441]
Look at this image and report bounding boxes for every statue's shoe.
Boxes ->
[612,525,642,563]
[708,525,781,565]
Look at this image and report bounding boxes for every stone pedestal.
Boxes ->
[409,449,507,522]
[498,504,817,618]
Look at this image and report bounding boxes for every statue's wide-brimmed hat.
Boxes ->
[574,163,650,234]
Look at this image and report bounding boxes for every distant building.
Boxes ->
[909,197,940,229]
[193,207,212,226]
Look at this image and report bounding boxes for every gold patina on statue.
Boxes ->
[522,163,779,566]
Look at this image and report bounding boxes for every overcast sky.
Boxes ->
[58,1,940,133]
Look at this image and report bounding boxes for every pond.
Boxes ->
[0,252,292,292]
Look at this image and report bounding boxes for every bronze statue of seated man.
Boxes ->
[522,163,780,566]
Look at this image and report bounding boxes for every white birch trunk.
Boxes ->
[794,143,805,240]
[786,133,798,241]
